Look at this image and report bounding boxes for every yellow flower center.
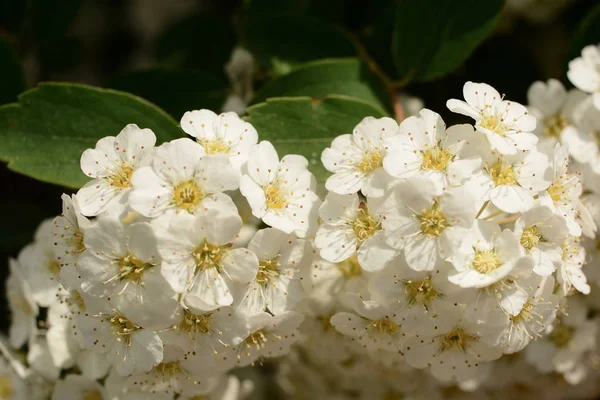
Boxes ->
[480,112,506,135]
[520,225,542,250]
[352,203,381,243]
[83,392,104,400]
[107,163,135,188]
[511,302,534,323]
[47,256,61,276]
[550,324,574,348]
[357,148,384,173]
[440,328,476,352]
[256,255,281,285]
[472,249,501,274]
[172,180,204,212]
[155,361,183,376]
[488,161,517,186]
[109,314,135,340]
[0,376,13,399]
[404,276,440,306]
[118,254,153,284]
[337,254,362,277]
[244,329,268,350]
[198,137,231,155]
[417,203,448,237]
[178,309,212,333]
[547,182,564,202]
[192,241,229,273]
[264,182,287,209]
[67,230,86,255]
[371,319,399,334]
[544,113,568,138]
[421,147,453,171]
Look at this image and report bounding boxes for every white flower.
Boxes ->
[52,374,107,400]
[514,206,568,276]
[483,274,559,354]
[383,109,484,193]
[218,311,304,368]
[447,81,537,154]
[567,44,600,110]
[561,97,600,178]
[447,220,527,288]
[6,259,38,348]
[18,219,63,307]
[180,375,255,400]
[321,116,398,197]
[403,306,502,382]
[240,141,320,237]
[180,109,258,171]
[129,138,239,218]
[539,144,585,236]
[309,253,369,300]
[52,194,90,290]
[27,336,60,381]
[78,310,164,376]
[330,295,405,354]
[464,147,551,213]
[77,217,175,315]
[315,192,396,272]
[77,124,156,216]
[380,177,477,270]
[238,228,311,315]
[557,236,589,295]
[526,79,586,152]
[156,201,258,311]
[223,47,255,115]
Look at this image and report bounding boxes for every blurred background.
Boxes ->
[0,0,599,331]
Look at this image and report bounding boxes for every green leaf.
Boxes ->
[0,40,26,105]
[252,58,392,114]
[392,0,503,82]
[0,82,182,189]
[240,13,356,71]
[245,95,386,182]
[106,68,229,120]
[568,2,600,64]
[156,13,236,77]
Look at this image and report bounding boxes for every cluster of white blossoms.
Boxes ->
[5,45,600,400]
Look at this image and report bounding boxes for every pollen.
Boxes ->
[547,182,564,202]
[118,253,153,284]
[370,319,399,334]
[544,113,568,138]
[172,180,204,212]
[520,225,543,250]
[178,309,212,334]
[488,161,517,186]
[357,148,384,173]
[472,248,502,274]
[511,302,534,323]
[417,203,448,237]
[244,329,268,350]
[440,328,476,352]
[198,137,231,155]
[155,361,183,376]
[264,182,287,210]
[107,163,135,188]
[192,241,229,273]
[421,147,453,171]
[256,255,281,285]
[480,112,507,135]
[351,203,381,243]
[404,276,440,306]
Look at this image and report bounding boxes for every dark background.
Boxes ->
[0,0,598,331]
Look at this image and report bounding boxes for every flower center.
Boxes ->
[83,392,104,400]
[109,314,135,340]
[480,112,506,135]
[417,203,448,237]
[256,255,281,285]
[472,248,501,274]
[550,324,574,348]
[0,376,13,399]
[440,328,476,352]
[172,180,204,212]
[337,254,362,278]
[47,255,61,276]
[264,182,287,209]
[67,230,86,255]
[107,163,135,188]
[357,148,384,173]
[547,182,564,202]
[370,319,399,334]
[198,137,230,155]
[561,237,580,262]
[520,225,542,250]
[179,309,212,334]
[118,254,153,284]
[421,147,453,171]
[192,241,229,273]
[155,361,183,377]
[352,202,381,244]
[244,329,268,350]
[544,113,568,138]
[404,276,440,306]
[510,302,534,323]
[488,161,517,186]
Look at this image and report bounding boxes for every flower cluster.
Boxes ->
[4,45,600,400]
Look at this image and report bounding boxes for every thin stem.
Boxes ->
[0,333,29,379]
[475,201,489,219]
